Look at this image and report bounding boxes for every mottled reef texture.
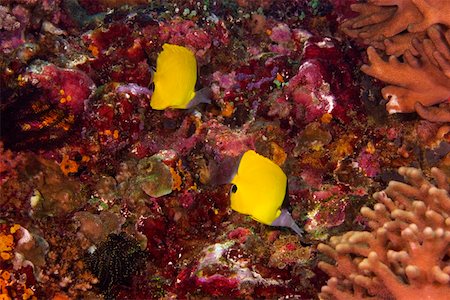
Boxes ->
[0,0,449,299]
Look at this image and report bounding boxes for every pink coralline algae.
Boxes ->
[299,37,360,122]
[264,35,360,126]
[303,188,350,236]
[0,4,30,52]
[202,119,255,184]
[0,5,21,31]
[357,149,381,178]
[269,23,292,44]
[23,62,94,114]
[81,23,152,86]
[204,119,255,157]
[228,226,252,244]
[268,235,311,269]
[283,59,336,124]
[175,241,282,298]
[268,23,294,54]
[157,18,229,63]
[82,82,150,157]
[0,0,63,53]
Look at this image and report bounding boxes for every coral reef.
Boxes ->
[341,0,450,120]
[1,0,449,299]
[362,45,450,114]
[318,167,450,299]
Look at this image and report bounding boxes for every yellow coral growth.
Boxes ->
[0,269,36,300]
[0,233,13,261]
[332,134,357,160]
[321,113,333,124]
[221,102,234,117]
[270,142,287,166]
[60,155,79,176]
[170,167,182,191]
[9,225,20,234]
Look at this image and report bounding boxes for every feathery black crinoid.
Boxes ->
[85,232,147,297]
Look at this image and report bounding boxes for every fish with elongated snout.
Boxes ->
[229,150,303,236]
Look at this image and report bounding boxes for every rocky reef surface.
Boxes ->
[1,0,448,299]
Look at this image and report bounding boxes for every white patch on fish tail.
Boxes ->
[271,209,304,237]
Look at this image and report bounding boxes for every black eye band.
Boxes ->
[231,185,238,193]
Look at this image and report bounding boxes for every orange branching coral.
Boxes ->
[361,46,450,114]
[383,31,425,57]
[318,167,450,300]
[342,0,450,120]
[408,0,450,33]
[410,26,450,122]
[341,0,422,53]
[414,26,450,73]
[415,102,450,123]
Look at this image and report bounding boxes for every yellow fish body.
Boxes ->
[150,43,208,110]
[230,150,303,236]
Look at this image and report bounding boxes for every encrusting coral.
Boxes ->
[318,166,450,299]
[341,0,450,120]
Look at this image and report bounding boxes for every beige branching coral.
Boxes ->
[318,167,450,299]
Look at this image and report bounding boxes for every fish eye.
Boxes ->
[231,185,238,193]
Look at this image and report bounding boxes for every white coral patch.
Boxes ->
[386,94,401,114]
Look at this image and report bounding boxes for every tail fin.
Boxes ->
[187,87,212,109]
[271,209,304,237]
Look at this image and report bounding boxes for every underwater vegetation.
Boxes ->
[0,0,449,299]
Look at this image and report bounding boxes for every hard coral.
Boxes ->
[318,167,450,299]
[341,0,421,48]
[361,46,450,114]
[407,0,450,32]
[341,0,450,120]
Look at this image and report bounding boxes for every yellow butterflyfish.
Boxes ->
[230,150,303,236]
[150,43,210,110]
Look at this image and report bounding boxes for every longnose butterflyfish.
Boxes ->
[230,150,303,236]
[150,43,210,110]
